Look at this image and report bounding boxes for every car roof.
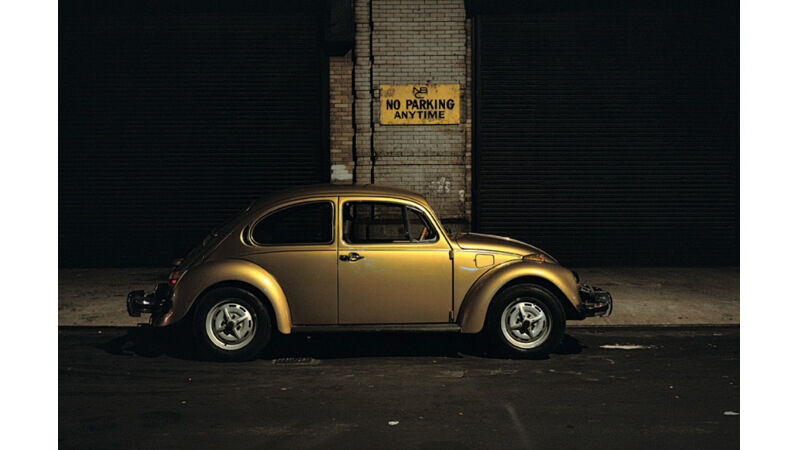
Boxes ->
[252,184,430,209]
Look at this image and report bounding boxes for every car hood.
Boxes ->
[452,232,555,260]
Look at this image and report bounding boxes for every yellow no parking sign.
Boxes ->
[380,84,460,125]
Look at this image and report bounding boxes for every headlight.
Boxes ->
[522,253,555,264]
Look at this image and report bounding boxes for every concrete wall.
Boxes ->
[329,0,471,228]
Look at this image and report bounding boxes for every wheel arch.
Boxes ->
[456,260,582,334]
[488,276,581,323]
[189,280,279,329]
[153,258,292,334]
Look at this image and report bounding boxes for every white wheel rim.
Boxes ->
[205,300,257,351]
[500,299,551,349]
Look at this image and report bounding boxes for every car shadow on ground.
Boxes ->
[100,325,585,361]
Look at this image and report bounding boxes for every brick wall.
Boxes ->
[329,53,354,184]
[329,0,471,228]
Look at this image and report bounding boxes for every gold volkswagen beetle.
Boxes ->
[127,184,611,360]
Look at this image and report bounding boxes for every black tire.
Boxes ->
[487,283,566,358]
[192,286,273,361]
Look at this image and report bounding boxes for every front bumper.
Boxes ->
[578,284,613,318]
[127,283,172,317]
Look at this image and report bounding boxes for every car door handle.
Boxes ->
[340,252,365,262]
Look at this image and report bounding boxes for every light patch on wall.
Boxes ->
[330,164,353,182]
[431,177,451,193]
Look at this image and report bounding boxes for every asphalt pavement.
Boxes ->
[59,326,739,449]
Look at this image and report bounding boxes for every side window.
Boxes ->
[252,202,333,245]
[343,202,438,244]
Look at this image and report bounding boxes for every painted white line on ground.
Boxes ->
[505,404,533,449]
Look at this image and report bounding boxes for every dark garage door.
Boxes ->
[473,0,738,266]
[60,1,328,267]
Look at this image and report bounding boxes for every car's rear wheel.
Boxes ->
[488,283,565,358]
[193,286,272,361]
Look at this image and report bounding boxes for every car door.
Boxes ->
[242,198,338,325]
[337,198,453,324]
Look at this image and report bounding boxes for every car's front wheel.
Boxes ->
[193,286,273,361]
[488,283,565,358]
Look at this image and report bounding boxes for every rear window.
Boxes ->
[252,201,333,245]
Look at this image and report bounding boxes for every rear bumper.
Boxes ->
[578,284,613,318]
[127,283,172,318]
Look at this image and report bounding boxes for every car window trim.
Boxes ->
[341,200,441,246]
[249,199,336,247]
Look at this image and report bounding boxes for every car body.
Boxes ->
[127,184,611,360]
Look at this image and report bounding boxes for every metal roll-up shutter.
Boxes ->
[473,0,738,266]
[60,1,328,267]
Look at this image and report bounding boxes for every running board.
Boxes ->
[291,323,462,334]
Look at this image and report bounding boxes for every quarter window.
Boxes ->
[407,207,438,242]
[343,202,438,244]
[252,202,333,245]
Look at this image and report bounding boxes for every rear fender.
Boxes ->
[152,258,291,334]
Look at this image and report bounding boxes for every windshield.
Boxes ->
[423,203,458,238]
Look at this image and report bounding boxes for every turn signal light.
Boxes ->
[168,270,185,285]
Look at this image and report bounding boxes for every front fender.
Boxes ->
[152,258,291,334]
[457,260,580,333]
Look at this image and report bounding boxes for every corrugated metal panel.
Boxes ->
[59,1,327,267]
[474,1,738,266]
